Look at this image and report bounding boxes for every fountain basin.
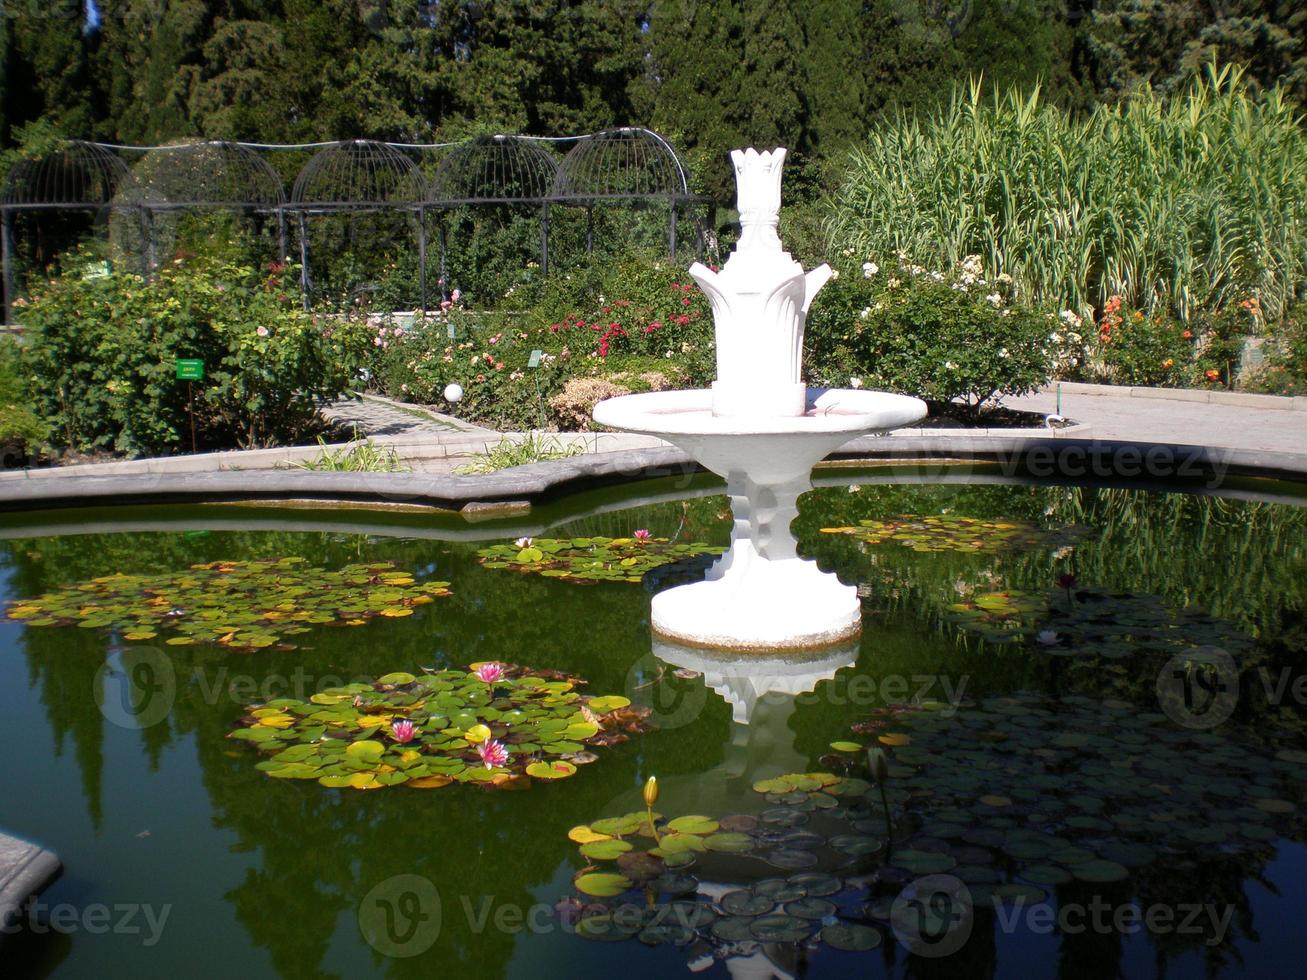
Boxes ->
[593,387,927,482]
[596,387,927,649]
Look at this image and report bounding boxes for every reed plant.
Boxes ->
[827,64,1306,325]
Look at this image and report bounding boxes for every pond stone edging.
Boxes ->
[0,830,62,936]
[1,434,1304,514]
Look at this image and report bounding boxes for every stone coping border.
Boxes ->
[0,431,669,480]
[0,830,62,934]
[1,434,1304,516]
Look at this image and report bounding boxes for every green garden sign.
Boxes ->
[175,359,204,381]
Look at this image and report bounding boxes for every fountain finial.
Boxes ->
[731,147,785,251]
[688,147,831,418]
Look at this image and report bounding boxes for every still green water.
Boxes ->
[2,475,1305,979]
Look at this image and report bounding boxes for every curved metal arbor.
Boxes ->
[2,141,131,321]
[429,135,558,206]
[552,127,692,202]
[552,128,706,257]
[289,140,430,308]
[292,140,427,211]
[124,140,286,210]
[2,140,129,211]
[109,141,289,274]
[428,135,560,277]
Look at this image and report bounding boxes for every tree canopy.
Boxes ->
[1,1,1302,203]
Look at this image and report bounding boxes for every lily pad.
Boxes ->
[821,923,883,951]
[750,914,813,942]
[721,891,774,916]
[821,515,1094,553]
[575,872,633,897]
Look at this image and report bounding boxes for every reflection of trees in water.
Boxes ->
[797,483,1307,738]
[19,626,109,827]
[788,484,1306,977]
[3,518,730,976]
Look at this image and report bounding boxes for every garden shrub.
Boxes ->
[0,336,47,466]
[1090,293,1259,388]
[549,371,677,430]
[805,254,1069,417]
[19,253,371,456]
[1246,303,1307,395]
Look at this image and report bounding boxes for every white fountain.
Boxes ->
[594,147,926,650]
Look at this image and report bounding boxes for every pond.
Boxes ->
[2,473,1305,979]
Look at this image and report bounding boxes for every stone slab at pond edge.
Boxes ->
[0,829,62,935]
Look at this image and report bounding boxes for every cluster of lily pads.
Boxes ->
[4,558,450,652]
[820,515,1093,553]
[562,774,885,952]
[829,694,1303,901]
[944,583,1253,657]
[477,535,724,584]
[560,690,1305,957]
[229,663,651,790]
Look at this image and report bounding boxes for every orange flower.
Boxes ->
[1182,330,1193,339]
[1161,358,1174,368]
[1204,369,1220,382]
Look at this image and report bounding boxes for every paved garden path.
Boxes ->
[1000,383,1307,455]
[322,393,496,439]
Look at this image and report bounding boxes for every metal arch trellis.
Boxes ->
[113,140,289,274]
[1,128,704,323]
[550,127,709,260]
[288,140,429,310]
[428,134,561,280]
[1,140,131,324]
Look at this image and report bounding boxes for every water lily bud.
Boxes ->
[867,747,889,784]
[643,775,659,807]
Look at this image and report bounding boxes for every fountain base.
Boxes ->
[652,554,861,651]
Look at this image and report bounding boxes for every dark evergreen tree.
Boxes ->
[1,0,98,141]
[1089,0,1307,104]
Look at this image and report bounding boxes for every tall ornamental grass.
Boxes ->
[827,65,1306,324]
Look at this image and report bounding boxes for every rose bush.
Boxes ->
[806,253,1068,418]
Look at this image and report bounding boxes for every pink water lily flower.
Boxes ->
[391,720,416,743]
[633,529,652,541]
[477,738,509,769]
[475,662,506,685]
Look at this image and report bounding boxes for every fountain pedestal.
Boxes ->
[594,386,925,649]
